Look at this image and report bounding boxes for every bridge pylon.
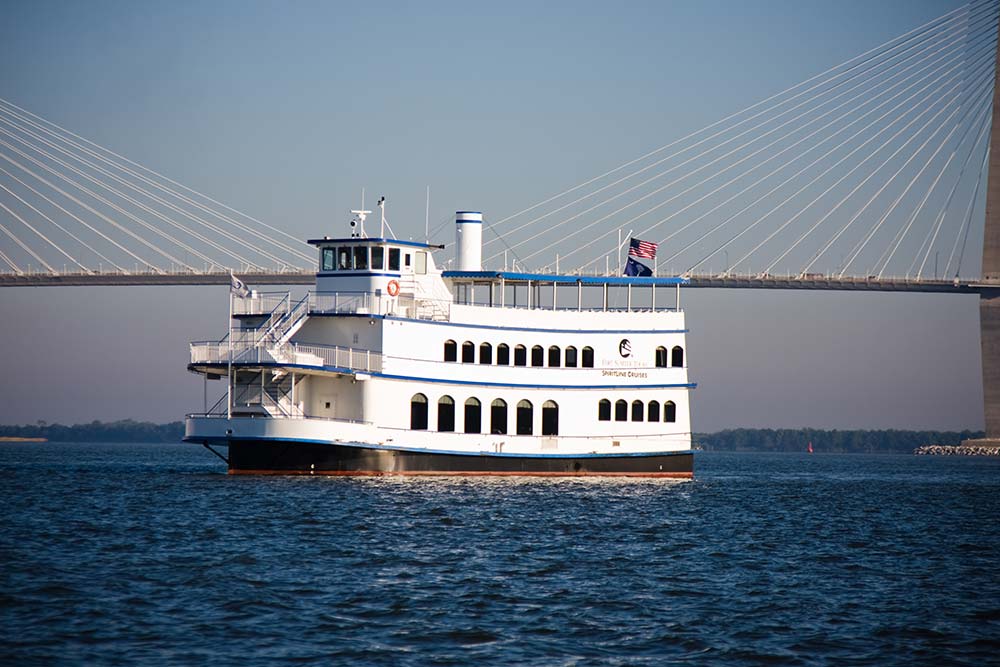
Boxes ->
[971,23,1000,444]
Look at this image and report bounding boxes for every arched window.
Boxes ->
[479,343,493,365]
[582,346,595,368]
[410,393,428,430]
[565,346,578,368]
[531,345,544,367]
[547,346,561,367]
[598,399,611,421]
[491,399,508,434]
[615,399,627,422]
[497,344,510,366]
[631,400,644,422]
[516,400,534,435]
[671,346,684,368]
[655,346,668,368]
[514,344,527,367]
[464,398,481,433]
[647,400,660,422]
[542,400,559,436]
[664,400,677,423]
[444,340,457,362]
[461,341,475,363]
[438,396,455,431]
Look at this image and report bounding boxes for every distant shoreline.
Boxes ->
[0,421,983,453]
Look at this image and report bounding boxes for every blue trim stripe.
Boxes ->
[189,361,696,390]
[185,433,694,459]
[384,315,688,334]
[308,238,444,249]
[316,271,402,278]
[443,271,688,286]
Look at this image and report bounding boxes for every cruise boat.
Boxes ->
[184,207,695,476]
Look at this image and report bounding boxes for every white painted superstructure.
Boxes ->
[185,208,694,475]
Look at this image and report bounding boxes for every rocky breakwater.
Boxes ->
[914,438,1000,456]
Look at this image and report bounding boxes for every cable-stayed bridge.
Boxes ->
[4,0,1000,437]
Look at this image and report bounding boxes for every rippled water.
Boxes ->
[2,443,999,666]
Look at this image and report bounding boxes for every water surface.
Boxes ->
[2,443,998,666]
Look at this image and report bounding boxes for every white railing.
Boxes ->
[308,291,451,321]
[190,340,382,373]
[232,291,289,316]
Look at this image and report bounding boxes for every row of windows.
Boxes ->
[410,394,559,436]
[445,341,595,367]
[598,399,677,423]
[443,340,685,368]
[320,246,426,273]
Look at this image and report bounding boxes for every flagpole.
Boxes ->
[227,272,233,420]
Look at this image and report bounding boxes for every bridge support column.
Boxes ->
[978,290,1000,441]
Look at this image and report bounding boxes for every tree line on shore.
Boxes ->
[696,428,982,453]
[0,420,184,443]
[0,420,982,452]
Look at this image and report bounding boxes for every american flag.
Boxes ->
[628,238,658,260]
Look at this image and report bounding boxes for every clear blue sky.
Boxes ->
[0,0,984,432]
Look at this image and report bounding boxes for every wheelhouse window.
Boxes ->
[464,398,482,434]
[479,343,493,365]
[671,346,684,368]
[598,399,611,421]
[631,400,644,422]
[389,248,401,271]
[444,340,457,362]
[516,400,534,435]
[648,401,660,422]
[664,400,677,423]
[491,399,508,434]
[565,346,578,368]
[321,248,335,271]
[582,346,595,368]
[337,247,351,270]
[547,346,561,367]
[415,251,427,274]
[371,246,385,270]
[542,401,559,436]
[497,344,510,366]
[514,345,527,366]
[438,396,455,432]
[410,394,428,430]
[353,246,369,270]
[461,341,475,363]
[531,345,544,367]
[615,399,627,422]
[655,346,668,368]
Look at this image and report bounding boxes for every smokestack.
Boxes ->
[455,211,482,271]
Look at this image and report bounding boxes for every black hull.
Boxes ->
[218,440,694,478]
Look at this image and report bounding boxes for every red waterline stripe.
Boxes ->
[229,469,693,478]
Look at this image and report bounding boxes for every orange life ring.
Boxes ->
[386,279,400,296]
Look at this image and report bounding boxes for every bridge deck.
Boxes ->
[0,270,984,294]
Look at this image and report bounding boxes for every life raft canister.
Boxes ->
[386,279,400,296]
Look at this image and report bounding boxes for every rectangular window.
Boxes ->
[405,253,411,268]
[322,248,335,271]
[353,246,369,270]
[337,247,351,270]
[389,248,401,271]
[371,246,385,270]
[415,251,427,275]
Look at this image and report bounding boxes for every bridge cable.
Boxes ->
[562,13,994,273]
[480,0,985,249]
[948,145,989,278]
[646,34,994,274]
[0,165,128,272]
[0,137,202,271]
[0,98,314,264]
[681,52,990,274]
[0,208,54,272]
[0,113,288,270]
[0,125,258,271]
[0,182,88,272]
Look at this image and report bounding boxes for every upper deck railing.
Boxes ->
[190,339,383,373]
